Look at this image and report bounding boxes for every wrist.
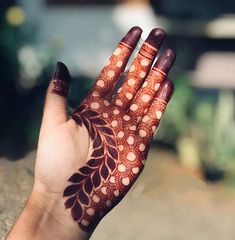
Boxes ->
[8,185,91,240]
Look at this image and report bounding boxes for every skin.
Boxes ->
[8,26,175,240]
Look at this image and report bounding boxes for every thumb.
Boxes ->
[41,62,71,131]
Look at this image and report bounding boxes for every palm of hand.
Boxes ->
[66,96,161,231]
[36,26,175,233]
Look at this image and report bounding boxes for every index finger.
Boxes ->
[89,27,142,99]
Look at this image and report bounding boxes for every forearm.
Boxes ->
[7,187,90,240]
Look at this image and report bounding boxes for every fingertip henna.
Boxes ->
[53,62,71,83]
[90,28,140,98]
[138,29,165,60]
[130,52,174,118]
[154,49,176,75]
[145,28,166,50]
[51,62,71,97]
[121,26,142,48]
[114,29,164,108]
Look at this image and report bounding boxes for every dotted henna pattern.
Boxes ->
[66,97,166,231]
[61,27,176,232]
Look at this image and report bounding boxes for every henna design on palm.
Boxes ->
[58,27,176,232]
[64,106,118,230]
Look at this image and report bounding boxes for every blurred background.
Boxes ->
[1,0,235,239]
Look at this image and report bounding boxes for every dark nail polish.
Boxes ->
[53,61,71,83]
[154,49,176,74]
[145,28,166,49]
[121,26,142,48]
[155,79,174,103]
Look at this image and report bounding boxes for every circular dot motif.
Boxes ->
[113,47,122,56]
[127,152,136,161]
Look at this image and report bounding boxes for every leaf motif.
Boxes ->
[108,146,118,160]
[65,103,121,225]
[98,126,114,136]
[79,166,92,175]
[90,118,106,126]
[82,110,99,118]
[91,146,104,158]
[83,118,91,133]
[82,117,96,140]
[65,196,76,209]
[104,135,116,147]
[87,158,103,168]
[68,173,85,183]
[63,184,80,197]
[84,176,93,194]
[71,202,83,221]
[75,105,86,113]
[93,133,102,149]
[92,171,101,188]
[71,114,82,126]
[100,163,109,180]
[78,189,90,205]
[90,124,96,140]
[106,156,116,171]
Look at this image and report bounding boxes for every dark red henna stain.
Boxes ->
[66,103,155,232]
[121,26,142,48]
[64,107,118,231]
[139,28,165,60]
[68,173,85,183]
[90,27,142,98]
[128,50,175,119]
[71,202,83,221]
[137,79,174,141]
[146,28,166,49]
[64,184,81,196]
[154,49,176,74]
[51,62,71,97]
[65,196,77,208]
[65,101,173,231]
[52,79,69,97]
[114,29,165,108]
[63,28,176,233]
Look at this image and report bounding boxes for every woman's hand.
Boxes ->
[8,26,175,240]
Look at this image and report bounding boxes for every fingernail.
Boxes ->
[154,49,176,74]
[155,79,174,103]
[52,62,70,97]
[121,26,142,48]
[53,62,71,83]
[145,28,166,49]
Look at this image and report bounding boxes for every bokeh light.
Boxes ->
[6,6,25,26]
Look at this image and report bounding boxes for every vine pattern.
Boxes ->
[63,105,118,224]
